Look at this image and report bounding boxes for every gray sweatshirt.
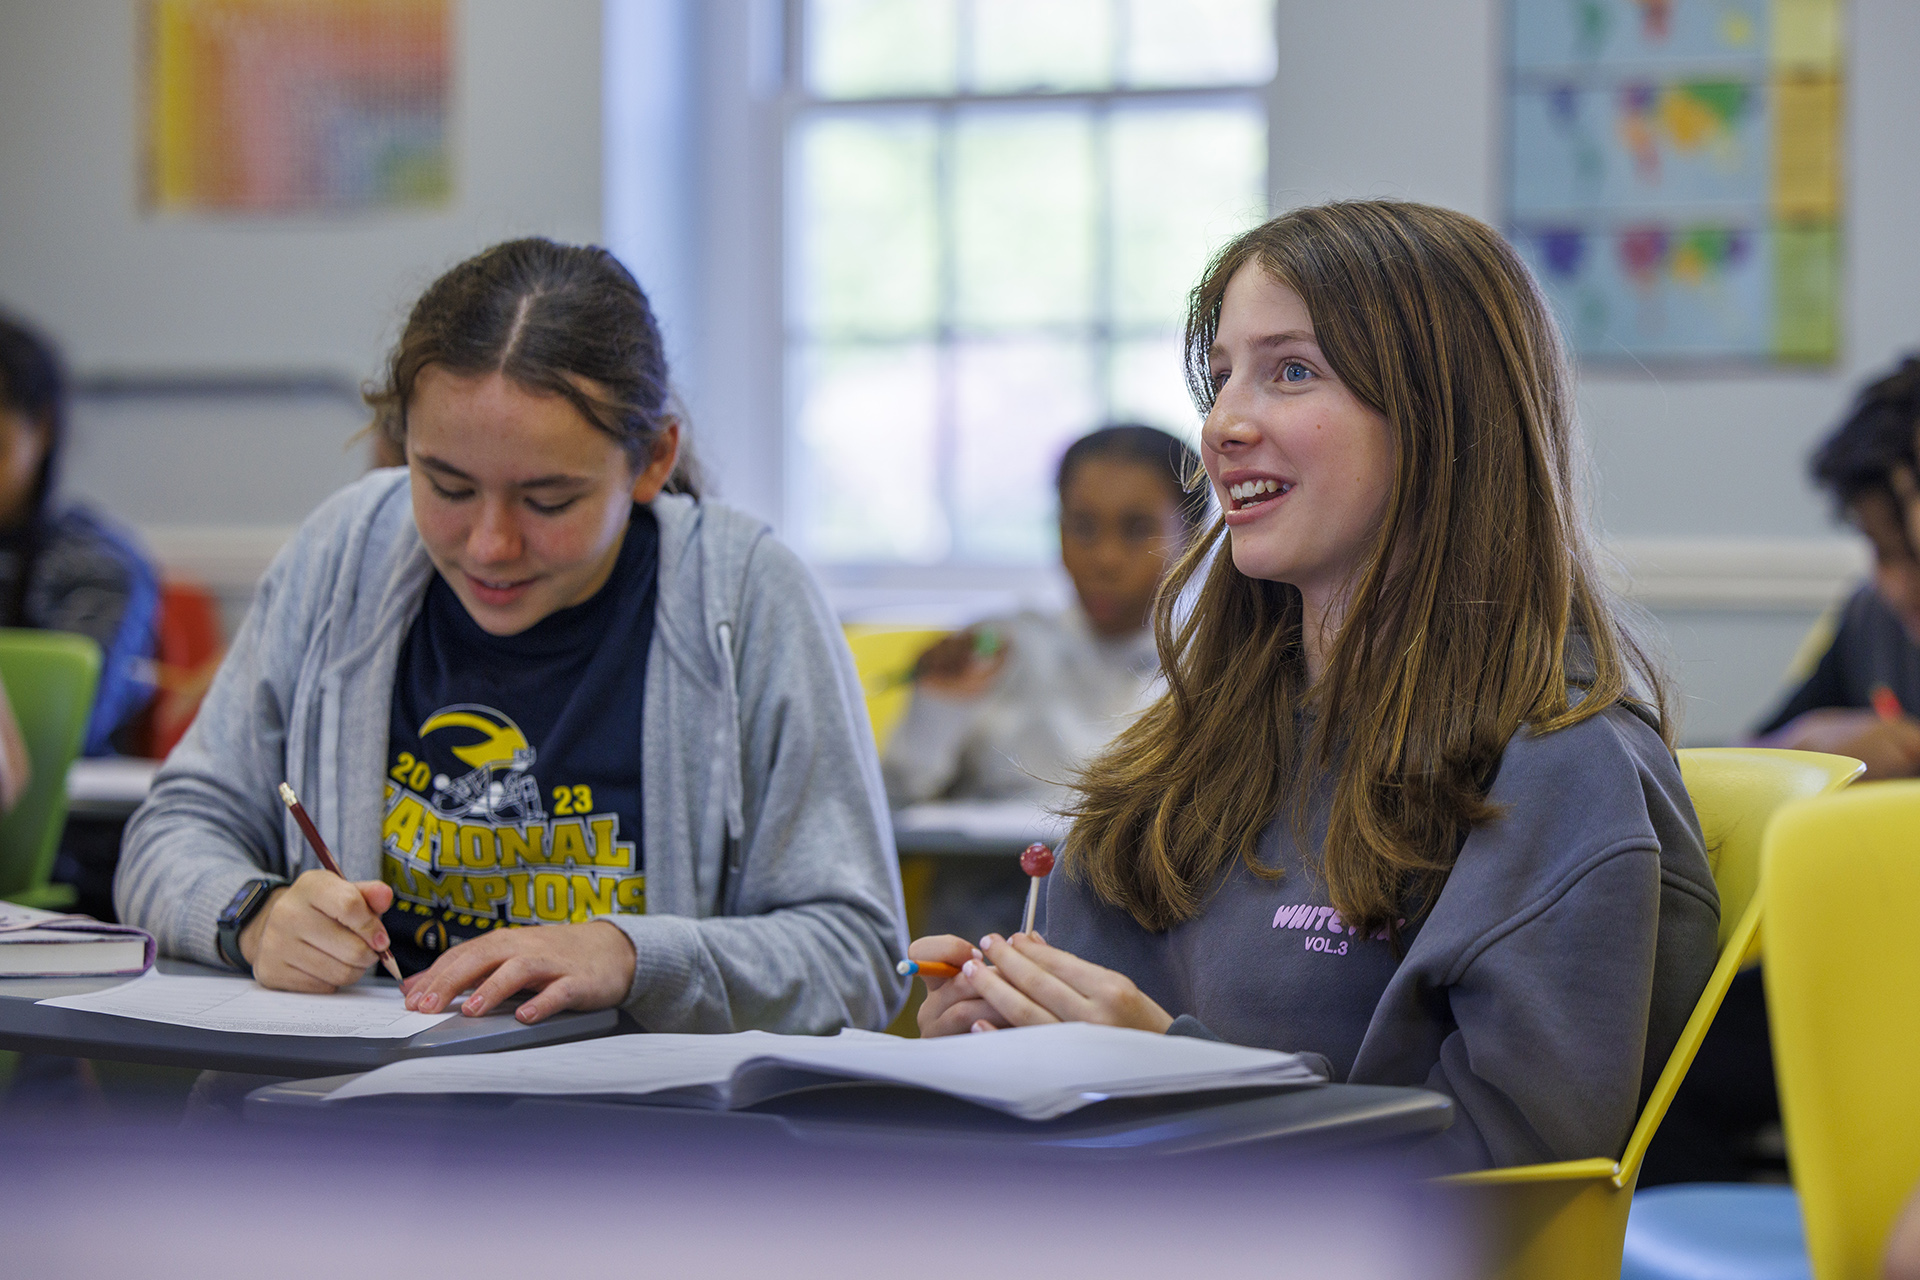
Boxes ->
[115,471,909,1034]
[1043,702,1718,1170]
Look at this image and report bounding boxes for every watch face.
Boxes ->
[220,880,267,924]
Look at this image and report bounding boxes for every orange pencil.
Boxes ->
[1872,685,1904,723]
[278,782,405,983]
[896,959,961,979]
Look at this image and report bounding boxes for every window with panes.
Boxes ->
[785,0,1273,564]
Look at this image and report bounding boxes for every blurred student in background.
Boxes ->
[881,423,1200,809]
[1754,355,1920,778]
[0,312,158,756]
[1647,354,1920,1186]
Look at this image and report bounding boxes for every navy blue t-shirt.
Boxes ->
[379,507,658,974]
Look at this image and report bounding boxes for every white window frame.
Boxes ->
[606,0,1281,616]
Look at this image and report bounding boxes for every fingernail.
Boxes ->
[971,1020,993,1034]
[978,935,997,951]
[463,996,482,1015]
[517,1006,536,1023]
[374,933,389,950]
[421,993,439,1012]
[961,960,976,978]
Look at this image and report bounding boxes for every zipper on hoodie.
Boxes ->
[714,620,747,914]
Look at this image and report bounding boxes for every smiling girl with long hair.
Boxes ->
[907,200,1719,1171]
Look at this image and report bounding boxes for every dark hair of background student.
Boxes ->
[0,311,67,624]
[1065,199,1671,936]
[1055,422,1205,536]
[1810,354,1920,515]
[367,237,699,496]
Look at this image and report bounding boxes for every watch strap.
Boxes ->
[215,878,283,973]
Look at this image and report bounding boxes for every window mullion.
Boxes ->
[934,101,959,562]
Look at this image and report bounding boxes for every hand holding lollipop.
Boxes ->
[897,840,1057,981]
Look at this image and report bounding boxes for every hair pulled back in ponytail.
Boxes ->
[368,238,699,496]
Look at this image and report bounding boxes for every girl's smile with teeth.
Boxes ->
[1228,478,1291,509]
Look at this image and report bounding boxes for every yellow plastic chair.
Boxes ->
[1764,781,1920,1279]
[0,628,102,910]
[1444,747,1865,1280]
[842,625,949,754]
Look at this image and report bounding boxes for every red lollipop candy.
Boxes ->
[1020,842,1055,878]
[1019,843,1054,934]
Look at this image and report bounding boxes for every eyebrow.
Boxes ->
[414,454,588,489]
[1210,329,1321,359]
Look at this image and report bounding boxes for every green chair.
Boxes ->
[0,628,102,910]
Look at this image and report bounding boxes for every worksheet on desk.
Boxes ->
[36,972,458,1038]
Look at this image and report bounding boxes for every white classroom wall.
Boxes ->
[0,0,605,620]
[2,0,1917,743]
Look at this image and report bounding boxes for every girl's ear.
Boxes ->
[629,420,682,503]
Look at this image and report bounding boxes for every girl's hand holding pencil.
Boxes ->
[906,934,1005,1037]
[909,930,1175,1037]
[238,868,398,994]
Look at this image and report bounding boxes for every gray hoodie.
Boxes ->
[115,471,909,1034]
[1043,702,1719,1170]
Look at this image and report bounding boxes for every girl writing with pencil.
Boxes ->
[116,240,908,1033]
[907,201,1720,1171]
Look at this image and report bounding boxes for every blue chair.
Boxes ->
[1621,1185,1809,1280]
[1622,780,1920,1278]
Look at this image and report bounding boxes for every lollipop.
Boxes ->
[1019,842,1055,935]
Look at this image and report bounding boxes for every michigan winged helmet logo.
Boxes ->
[418,704,545,823]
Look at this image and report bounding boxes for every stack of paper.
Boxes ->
[37,971,457,1039]
[325,1022,1324,1120]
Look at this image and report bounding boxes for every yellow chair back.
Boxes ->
[1765,781,1920,1280]
[842,626,949,754]
[1445,747,1864,1280]
[0,628,103,910]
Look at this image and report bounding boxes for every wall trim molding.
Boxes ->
[1607,538,1867,611]
[139,525,1870,615]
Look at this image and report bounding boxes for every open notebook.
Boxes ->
[0,903,154,977]
[324,1022,1325,1121]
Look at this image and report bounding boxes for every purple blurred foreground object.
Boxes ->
[0,1113,1478,1279]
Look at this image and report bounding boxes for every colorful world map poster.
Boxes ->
[1507,0,1842,363]
[144,0,452,214]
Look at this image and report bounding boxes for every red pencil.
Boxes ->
[277,782,404,983]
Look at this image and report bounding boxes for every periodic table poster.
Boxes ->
[1506,0,1843,364]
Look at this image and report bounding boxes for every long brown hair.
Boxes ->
[1065,200,1671,934]
[367,237,699,495]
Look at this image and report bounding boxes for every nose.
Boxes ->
[466,496,523,566]
[1201,382,1260,457]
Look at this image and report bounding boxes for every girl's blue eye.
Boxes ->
[1280,361,1313,383]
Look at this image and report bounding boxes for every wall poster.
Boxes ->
[1507,0,1843,363]
[144,0,452,214]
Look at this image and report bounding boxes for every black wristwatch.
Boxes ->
[215,878,283,973]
